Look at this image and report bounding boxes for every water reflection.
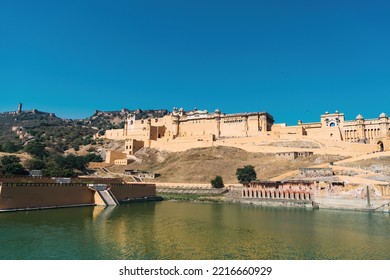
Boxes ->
[0,202,389,260]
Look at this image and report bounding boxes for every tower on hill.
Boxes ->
[17,103,22,114]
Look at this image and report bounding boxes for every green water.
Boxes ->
[0,201,389,260]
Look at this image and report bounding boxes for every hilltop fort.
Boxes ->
[95,107,390,166]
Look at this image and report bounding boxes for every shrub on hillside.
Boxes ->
[211,175,225,188]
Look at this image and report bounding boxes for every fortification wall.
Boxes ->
[150,137,213,152]
[220,119,246,137]
[247,115,260,132]
[178,119,217,137]
[0,185,95,210]
[272,125,305,138]
[304,126,343,141]
[105,129,125,140]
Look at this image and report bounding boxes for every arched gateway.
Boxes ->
[377,141,384,152]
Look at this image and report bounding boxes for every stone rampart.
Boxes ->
[0,184,95,210]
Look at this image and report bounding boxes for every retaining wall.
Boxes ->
[0,185,95,211]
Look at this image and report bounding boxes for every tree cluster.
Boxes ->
[0,139,103,177]
[25,141,103,177]
[0,155,29,176]
[236,165,257,183]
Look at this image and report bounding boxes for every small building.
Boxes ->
[29,170,43,177]
[124,169,160,179]
[242,180,315,201]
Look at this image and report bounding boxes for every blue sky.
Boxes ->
[0,0,389,124]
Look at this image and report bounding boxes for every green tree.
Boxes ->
[24,141,48,159]
[0,155,29,176]
[211,175,225,188]
[42,164,75,177]
[1,141,22,153]
[236,165,257,183]
[84,153,103,163]
[25,158,46,170]
[1,155,21,166]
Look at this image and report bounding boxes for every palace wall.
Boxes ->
[272,125,305,138]
[99,108,390,157]
[178,118,217,137]
[304,126,343,141]
[105,129,126,140]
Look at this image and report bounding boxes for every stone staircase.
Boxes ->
[89,184,119,206]
[97,189,119,206]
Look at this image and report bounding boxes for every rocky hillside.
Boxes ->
[0,108,168,153]
[0,110,96,153]
[87,108,169,132]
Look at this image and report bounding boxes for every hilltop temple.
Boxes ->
[95,108,390,165]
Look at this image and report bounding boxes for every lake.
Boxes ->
[0,201,389,260]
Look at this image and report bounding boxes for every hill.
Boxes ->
[107,146,345,183]
[0,110,96,153]
[88,108,168,132]
[0,108,168,153]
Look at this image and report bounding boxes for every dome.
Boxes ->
[356,114,364,120]
[379,112,387,118]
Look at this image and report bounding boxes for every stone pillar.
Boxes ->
[379,113,389,137]
[355,115,365,141]
[147,118,152,140]
[172,115,180,138]
[259,115,267,132]
[242,115,248,136]
[213,109,221,139]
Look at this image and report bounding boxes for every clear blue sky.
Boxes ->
[0,0,389,124]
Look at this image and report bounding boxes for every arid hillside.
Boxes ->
[107,146,345,184]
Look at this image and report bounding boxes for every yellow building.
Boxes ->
[293,111,390,151]
[98,108,390,156]
[101,107,274,154]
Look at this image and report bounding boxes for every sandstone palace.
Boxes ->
[95,107,390,165]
